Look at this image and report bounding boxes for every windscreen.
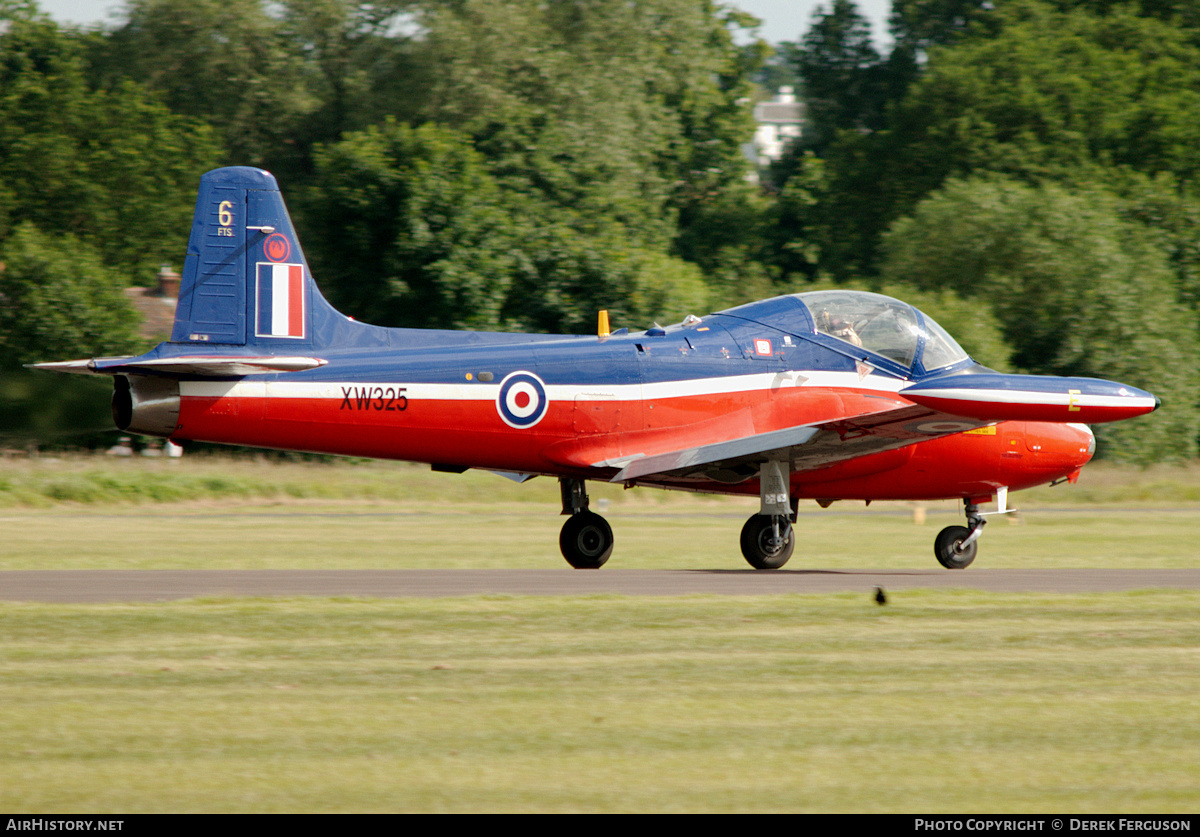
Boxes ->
[919,315,970,370]
[795,290,971,372]
[798,291,921,367]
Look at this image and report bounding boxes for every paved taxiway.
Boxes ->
[2,568,1200,602]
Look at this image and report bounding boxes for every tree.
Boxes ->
[92,0,313,170]
[414,0,762,248]
[888,0,1000,54]
[793,0,887,154]
[300,122,516,330]
[301,121,712,335]
[0,14,219,277]
[806,0,1200,279]
[892,2,1200,183]
[0,224,141,368]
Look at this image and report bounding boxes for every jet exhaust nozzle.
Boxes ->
[112,375,180,437]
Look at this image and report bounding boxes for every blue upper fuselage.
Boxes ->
[123,289,979,389]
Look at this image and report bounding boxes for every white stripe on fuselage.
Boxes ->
[178,369,908,403]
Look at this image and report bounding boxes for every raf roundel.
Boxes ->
[496,371,549,429]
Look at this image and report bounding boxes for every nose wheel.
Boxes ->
[934,523,979,569]
[934,494,1009,570]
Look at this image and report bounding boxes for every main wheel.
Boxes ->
[739,514,795,570]
[560,511,614,569]
[934,525,977,569]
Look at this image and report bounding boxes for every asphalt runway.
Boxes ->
[2,568,1200,602]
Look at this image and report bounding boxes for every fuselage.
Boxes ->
[170,300,1095,503]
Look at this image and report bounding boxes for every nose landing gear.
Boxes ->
[935,488,1010,569]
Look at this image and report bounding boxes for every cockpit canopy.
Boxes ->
[795,290,970,373]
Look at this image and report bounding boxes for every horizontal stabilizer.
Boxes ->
[31,356,327,377]
[901,373,1159,424]
[29,358,134,375]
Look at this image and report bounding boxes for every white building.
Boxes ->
[752,86,804,167]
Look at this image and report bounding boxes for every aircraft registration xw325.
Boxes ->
[35,167,1160,570]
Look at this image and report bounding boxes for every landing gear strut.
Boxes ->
[740,458,797,570]
[558,478,613,569]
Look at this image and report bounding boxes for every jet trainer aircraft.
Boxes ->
[35,167,1160,570]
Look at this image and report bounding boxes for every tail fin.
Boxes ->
[171,166,324,348]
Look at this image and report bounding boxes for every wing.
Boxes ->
[609,400,988,485]
[607,369,1158,486]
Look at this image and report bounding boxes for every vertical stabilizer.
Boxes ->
[170,167,316,349]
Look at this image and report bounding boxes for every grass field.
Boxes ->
[1,593,1198,812]
[1,454,1198,812]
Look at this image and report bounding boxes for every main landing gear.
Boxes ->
[934,489,1011,570]
[558,478,614,569]
[739,458,797,570]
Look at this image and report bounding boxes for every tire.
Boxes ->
[559,511,614,569]
[934,525,977,569]
[739,514,795,570]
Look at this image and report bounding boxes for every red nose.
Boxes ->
[1023,422,1095,471]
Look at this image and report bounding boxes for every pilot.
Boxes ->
[818,309,863,347]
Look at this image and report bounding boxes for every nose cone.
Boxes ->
[1068,422,1096,463]
[1026,421,1095,473]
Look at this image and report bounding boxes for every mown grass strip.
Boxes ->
[1,592,1198,812]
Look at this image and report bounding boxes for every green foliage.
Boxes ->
[881,176,1200,460]
[1104,172,1200,319]
[92,0,422,176]
[762,150,829,282]
[0,224,143,444]
[794,0,886,153]
[273,0,423,144]
[415,0,760,244]
[304,121,518,330]
[888,0,1000,52]
[91,0,313,170]
[0,14,219,277]
[899,1,1200,182]
[815,0,1200,278]
[303,121,712,334]
[0,224,140,366]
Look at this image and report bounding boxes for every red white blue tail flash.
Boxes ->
[256,263,306,339]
